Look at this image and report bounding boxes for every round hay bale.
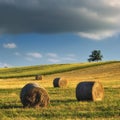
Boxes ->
[35,75,43,80]
[53,77,68,88]
[76,81,104,101]
[20,83,50,108]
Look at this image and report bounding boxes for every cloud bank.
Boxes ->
[0,0,120,39]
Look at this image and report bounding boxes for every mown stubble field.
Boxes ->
[0,62,120,120]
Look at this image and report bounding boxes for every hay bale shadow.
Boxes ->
[0,104,22,109]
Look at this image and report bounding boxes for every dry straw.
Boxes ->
[35,75,43,80]
[53,77,68,88]
[20,83,50,108]
[76,81,104,101]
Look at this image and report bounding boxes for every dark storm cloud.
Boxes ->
[0,0,120,39]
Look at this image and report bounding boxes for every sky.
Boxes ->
[0,0,120,67]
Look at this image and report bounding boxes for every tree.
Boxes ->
[88,50,103,62]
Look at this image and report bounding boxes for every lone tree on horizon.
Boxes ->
[88,50,103,62]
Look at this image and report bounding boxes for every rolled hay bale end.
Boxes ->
[76,81,104,101]
[53,77,68,88]
[35,75,43,80]
[20,83,50,108]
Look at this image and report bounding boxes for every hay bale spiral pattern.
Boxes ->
[53,77,68,88]
[20,83,50,108]
[35,75,43,80]
[76,81,104,101]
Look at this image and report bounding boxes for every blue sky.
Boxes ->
[0,0,120,67]
[0,33,119,67]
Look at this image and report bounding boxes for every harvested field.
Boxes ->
[0,61,120,120]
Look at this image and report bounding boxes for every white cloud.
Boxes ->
[62,54,77,61]
[48,58,60,63]
[0,62,12,68]
[47,53,60,63]
[47,53,77,63]
[78,30,118,40]
[27,52,42,58]
[62,57,77,61]
[25,52,42,62]
[3,43,16,48]
[46,53,58,58]
[25,57,34,61]
[105,0,120,7]
[14,52,21,56]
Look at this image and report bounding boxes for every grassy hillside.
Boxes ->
[0,61,119,78]
[0,61,120,120]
